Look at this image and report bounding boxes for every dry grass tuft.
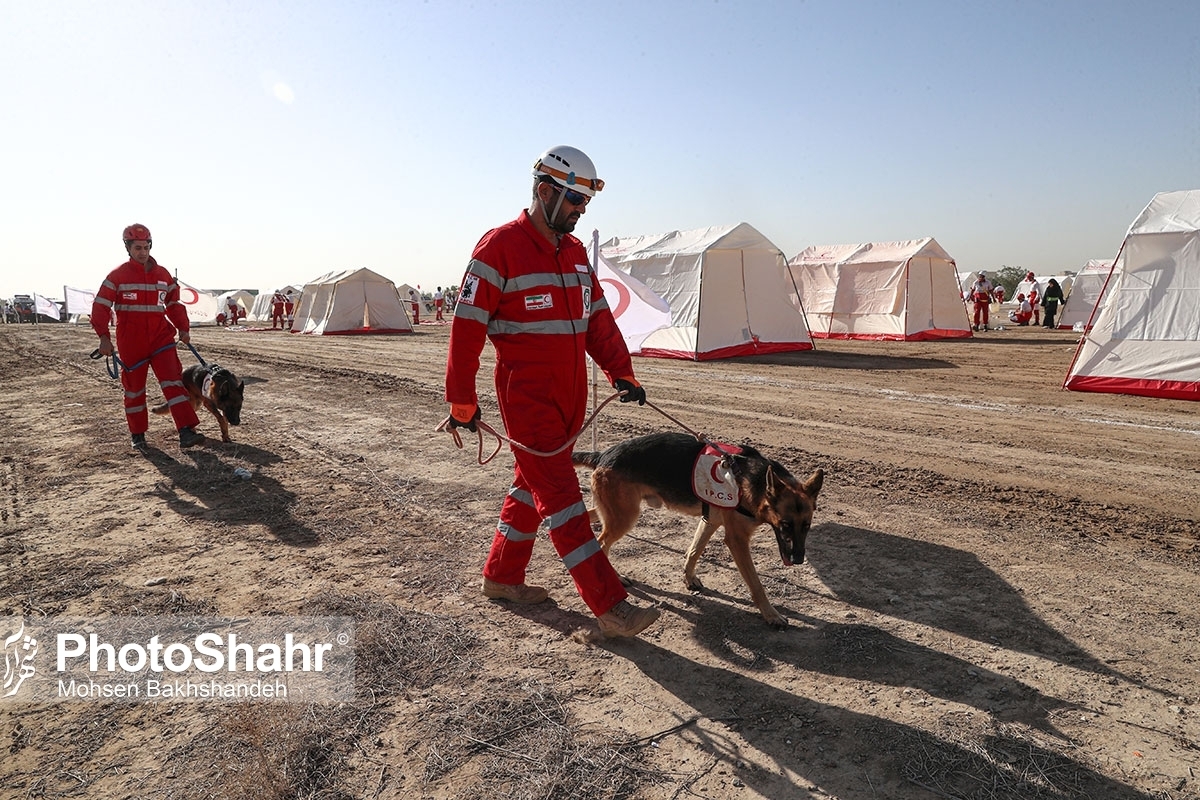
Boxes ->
[420,680,655,800]
[894,716,1093,799]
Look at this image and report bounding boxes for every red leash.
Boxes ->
[436,392,706,465]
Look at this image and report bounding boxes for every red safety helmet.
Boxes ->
[122,223,152,243]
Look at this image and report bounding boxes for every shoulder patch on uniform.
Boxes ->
[459,275,480,306]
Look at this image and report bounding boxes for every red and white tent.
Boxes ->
[789,238,971,340]
[1064,190,1200,400]
[599,223,812,361]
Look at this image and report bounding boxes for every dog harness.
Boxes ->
[693,441,758,521]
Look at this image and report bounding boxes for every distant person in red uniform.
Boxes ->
[271,290,287,329]
[434,286,445,322]
[409,288,420,325]
[284,290,295,330]
[1008,293,1033,325]
[969,272,994,331]
[443,146,659,638]
[91,224,204,450]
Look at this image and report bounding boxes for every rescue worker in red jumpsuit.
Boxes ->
[284,290,295,330]
[969,271,994,331]
[271,290,287,329]
[92,224,205,450]
[444,146,660,638]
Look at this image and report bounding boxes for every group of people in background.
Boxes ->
[408,286,456,325]
[270,289,295,330]
[1005,271,1065,328]
[969,270,1066,330]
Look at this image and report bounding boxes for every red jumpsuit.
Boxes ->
[91,259,200,435]
[445,211,632,616]
[271,292,287,329]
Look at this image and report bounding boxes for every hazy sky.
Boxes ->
[3,0,1198,301]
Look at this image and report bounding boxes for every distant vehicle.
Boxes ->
[10,294,64,323]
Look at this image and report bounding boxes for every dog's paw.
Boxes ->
[685,575,706,593]
[761,610,788,629]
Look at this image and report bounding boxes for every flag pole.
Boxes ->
[591,229,600,451]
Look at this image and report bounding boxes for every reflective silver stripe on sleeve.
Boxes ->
[102,279,117,290]
[456,304,490,325]
[488,318,583,336]
[95,297,114,309]
[497,522,538,542]
[561,538,602,570]
[545,500,588,531]
[466,258,503,289]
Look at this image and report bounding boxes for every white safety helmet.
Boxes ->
[532,145,604,197]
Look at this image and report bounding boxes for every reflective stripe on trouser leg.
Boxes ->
[120,366,150,434]
[507,447,626,616]
[150,348,200,429]
[483,479,542,586]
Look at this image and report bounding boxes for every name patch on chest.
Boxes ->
[121,291,138,301]
[524,293,554,311]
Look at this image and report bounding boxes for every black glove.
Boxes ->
[448,403,481,432]
[614,378,646,406]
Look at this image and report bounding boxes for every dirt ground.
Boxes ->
[1,318,1197,800]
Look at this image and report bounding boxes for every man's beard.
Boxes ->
[551,208,580,234]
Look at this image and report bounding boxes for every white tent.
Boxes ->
[293,268,413,335]
[789,238,971,340]
[249,285,301,321]
[1057,260,1111,330]
[599,222,813,360]
[1064,190,1200,401]
[216,290,254,323]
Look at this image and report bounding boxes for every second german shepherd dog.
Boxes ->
[153,363,244,442]
[572,432,824,627]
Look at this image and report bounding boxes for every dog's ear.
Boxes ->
[238,380,245,390]
[803,468,824,498]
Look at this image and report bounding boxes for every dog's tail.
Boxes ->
[571,450,602,469]
[150,401,170,416]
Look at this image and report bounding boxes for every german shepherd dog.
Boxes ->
[152,363,244,442]
[572,432,823,627]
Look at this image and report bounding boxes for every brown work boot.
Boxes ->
[597,600,660,638]
[481,578,549,604]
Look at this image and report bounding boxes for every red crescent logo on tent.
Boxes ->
[180,287,199,305]
[599,278,630,319]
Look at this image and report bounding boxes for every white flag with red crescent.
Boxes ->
[593,252,671,354]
